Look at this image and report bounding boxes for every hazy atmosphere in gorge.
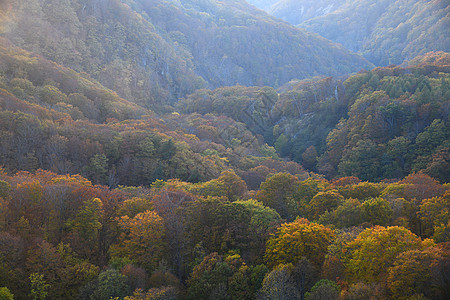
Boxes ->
[0,0,448,299]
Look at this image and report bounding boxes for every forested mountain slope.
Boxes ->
[1,47,448,298]
[0,0,372,109]
[0,1,449,299]
[132,0,372,88]
[0,38,308,187]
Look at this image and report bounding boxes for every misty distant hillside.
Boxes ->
[0,0,372,109]
[249,0,450,66]
[302,0,450,66]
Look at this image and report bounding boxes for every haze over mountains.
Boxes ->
[246,0,346,24]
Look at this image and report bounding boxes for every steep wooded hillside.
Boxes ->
[1,0,372,109]
[0,38,149,123]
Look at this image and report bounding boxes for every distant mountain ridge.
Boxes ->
[0,0,447,185]
[248,0,450,66]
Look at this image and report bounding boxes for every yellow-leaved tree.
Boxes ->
[387,246,447,299]
[264,218,335,269]
[110,210,165,272]
[344,226,434,283]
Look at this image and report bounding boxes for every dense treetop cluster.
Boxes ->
[0,168,448,299]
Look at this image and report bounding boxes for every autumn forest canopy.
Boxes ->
[0,0,449,299]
